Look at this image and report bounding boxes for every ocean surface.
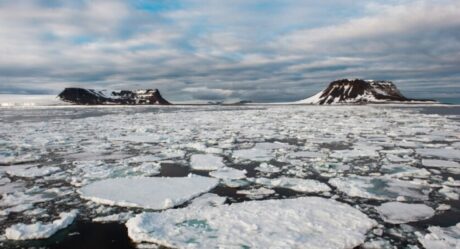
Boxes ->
[0,104,459,249]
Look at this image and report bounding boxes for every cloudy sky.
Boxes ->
[0,0,459,102]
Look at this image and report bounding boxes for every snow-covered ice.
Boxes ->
[126,197,376,249]
[376,202,435,224]
[5,210,78,240]
[418,223,460,249]
[190,154,225,171]
[252,177,331,193]
[208,167,247,180]
[79,175,219,210]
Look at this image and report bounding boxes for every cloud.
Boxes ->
[0,0,459,102]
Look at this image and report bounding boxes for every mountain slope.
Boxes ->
[298,79,431,105]
[58,88,171,105]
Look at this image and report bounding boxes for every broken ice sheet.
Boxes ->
[329,176,431,201]
[5,210,78,240]
[416,148,460,160]
[376,202,435,224]
[208,167,246,180]
[78,175,219,210]
[251,177,331,193]
[380,164,430,178]
[418,223,460,249]
[236,187,275,199]
[126,197,376,249]
[189,154,225,171]
[232,142,289,162]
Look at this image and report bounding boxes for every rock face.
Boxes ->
[298,79,431,105]
[58,88,171,105]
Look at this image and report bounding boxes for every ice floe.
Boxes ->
[190,154,225,171]
[376,202,435,224]
[236,187,275,199]
[208,167,247,180]
[126,197,376,249]
[5,210,77,240]
[78,175,219,210]
[252,177,331,193]
[422,159,460,169]
[329,176,431,201]
[416,148,460,160]
[418,223,460,249]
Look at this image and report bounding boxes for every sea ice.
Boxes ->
[416,148,460,160]
[5,165,61,178]
[418,223,460,249]
[188,193,226,208]
[380,164,430,178]
[190,154,225,171]
[236,187,275,199]
[126,197,376,249]
[79,175,219,210]
[376,202,435,224]
[422,159,460,169]
[329,176,431,201]
[255,162,281,173]
[252,177,331,193]
[208,167,247,180]
[5,210,78,240]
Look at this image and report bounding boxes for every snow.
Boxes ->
[188,193,226,208]
[126,197,376,249]
[78,175,219,210]
[5,210,78,240]
[376,202,435,224]
[418,223,460,249]
[252,177,331,193]
[190,154,225,171]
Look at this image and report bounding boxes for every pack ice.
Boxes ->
[126,197,376,249]
[79,175,218,210]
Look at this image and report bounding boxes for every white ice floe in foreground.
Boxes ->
[329,176,431,201]
[418,223,460,249]
[126,197,376,249]
[190,154,225,171]
[78,175,218,210]
[252,177,331,193]
[376,202,435,224]
[5,210,77,240]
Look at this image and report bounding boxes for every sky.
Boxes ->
[0,0,459,103]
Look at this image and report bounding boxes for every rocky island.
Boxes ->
[57,88,171,105]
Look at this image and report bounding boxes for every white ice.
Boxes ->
[190,154,225,171]
[78,175,219,210]
[418,223,460,249]
[416,148,460,160]
[5,210,78,240]
[252,177,331,193]
[376,202,435,224]
[422,159,460,169]
[126,197,376,249]
[208,167,247,180]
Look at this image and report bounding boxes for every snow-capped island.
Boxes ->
[58,88,171,105]
[298,79,435,105]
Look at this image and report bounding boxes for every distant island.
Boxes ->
[297,79,435,105]
[58,88,171,105]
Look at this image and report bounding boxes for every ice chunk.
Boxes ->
[255,162,281,173]
[5,165,61,178]
[416,148,460,160]
[376,202,435,224]
[126,197,376,249]
[329,176,431,201]
[190,154,225,171]
[209,167,247,180]
[232,148,272,162]
[422,159,460,168]
[252,177,331,193]
[288,151,325,159]
[380,164,430,178]
[93,212,134,223]
[418,223,460,249]
[236,187,275,199]
[5,210,78,240]
[188,193,226,208]
[79,175,219,210]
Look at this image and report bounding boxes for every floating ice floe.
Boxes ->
[78,175,219,210]
[190,154,225,171]
[252,177,331,193]
[329,176,431,201]
[416,148,460,160]
[5,210,78,240]
[93,212,134,223]
[255,162,281,173]
[188,193,226,208]
[417,223,460,249]
[422,159,460,169]
[376,202,435,224]
[208,167,247,180]
[236,187,275,199]
[288,151,325,159]
[5,165,61,178]
[232,142,288,162]
[380,164,430,178]
[126,197,376,249]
